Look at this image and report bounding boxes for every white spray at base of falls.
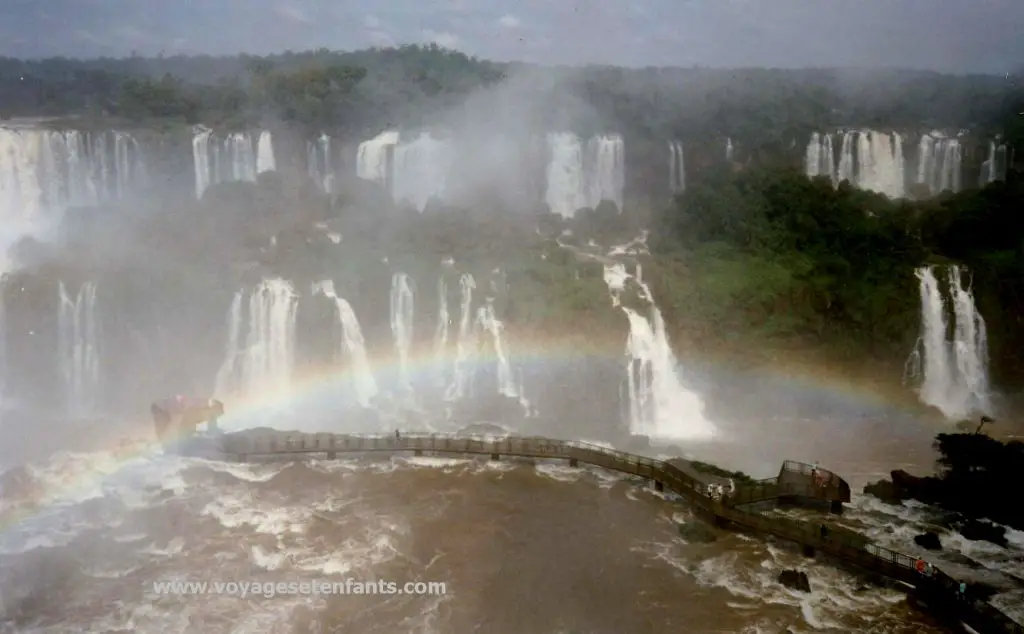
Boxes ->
[313,280,379,408]
[602,264,715,440]
[213,279,297,401]
[905,265,991,420]
[390,273,415,389]
[444,273,477,402]
[58,281,100,417]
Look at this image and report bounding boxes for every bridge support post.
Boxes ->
[569,458,578,467]
[326,451,336,460]
[491,453,500,461]
[414,449,423,457]
[802,544,815,558]
[653,480,664,492]
[829,500,843,515]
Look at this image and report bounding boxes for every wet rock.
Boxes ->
[677,519,718,543]
[863,469,940,505]
[778,569,811,592]
[959,519,1008,548]
[914,531,943,551]
[862,478,906,504]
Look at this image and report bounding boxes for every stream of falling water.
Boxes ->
[602,263,715,440]
[313,280,379,408]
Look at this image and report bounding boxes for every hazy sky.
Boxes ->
[3,0,1022,74]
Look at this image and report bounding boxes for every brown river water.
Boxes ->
[1,366,1023,634]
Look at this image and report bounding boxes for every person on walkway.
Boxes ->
[395,429,401,440]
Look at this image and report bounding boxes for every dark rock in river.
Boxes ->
[863,469,941,505]
[913,531,943,551]
[959,519,1008,548]
[777,569,811,593]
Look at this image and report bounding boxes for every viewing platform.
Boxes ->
[173,429,1022,634]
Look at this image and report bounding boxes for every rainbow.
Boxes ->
[0,331,938,542]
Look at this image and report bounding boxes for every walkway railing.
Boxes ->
[210,430,1022,633]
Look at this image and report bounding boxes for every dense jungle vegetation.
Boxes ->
[4,46,1024,383]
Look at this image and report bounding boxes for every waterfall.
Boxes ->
[434,276,450,388]
[669,140,686,194]
[805,132,835,181]
[980,141,1008,186]
[307,134,333,193]
[392,133,452,211]
[444,273,477,401]
[0,127,147,226]
[390,273,415,388]
[476,299,518,398]
[602,263,714,440]
[256,131,276,174]
[213,292,244,398]
[725,138,734,161]
[192,127,274,198]
[585,134,625,212]
[544,132,627,217]
[356,130,399,185]
[313,280,378,408]
[805,130,906,198]
[916,133,962,196]
[57,281,100,417]
[216,279,297,399]
[545,132,586,218]
[907,265,990,419]
[192,128,212,199]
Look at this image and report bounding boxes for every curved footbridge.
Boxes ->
[183,430,1022,633]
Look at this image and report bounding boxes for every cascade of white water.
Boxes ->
[909,265,990,419]
[192,128,212,199]
[356,130,400,185]
[256,131,276,174]
[390,273,415,388]
[392,133,452,211]
[313,280,379,407]
[668,140,686,193]
[980,141,1008,186]
[806,130,906,198]
[725,138,734,161]
[57,281,100,417]
[916,133,962,196]
[836,132,856,185]
[444,273,477,401]
[215,279,297,399]
[307,134,333,193]
[0,128,147,227]
[434,276,450,388]
[585,134,625,211]
[545,132,586,218]
[857,130,906,198]
[475,299,519,398]
[804,132,835,181]
[213,292,243,398]
[242,279,297,398]
[192,128,274,198]
[602,263,714,440]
